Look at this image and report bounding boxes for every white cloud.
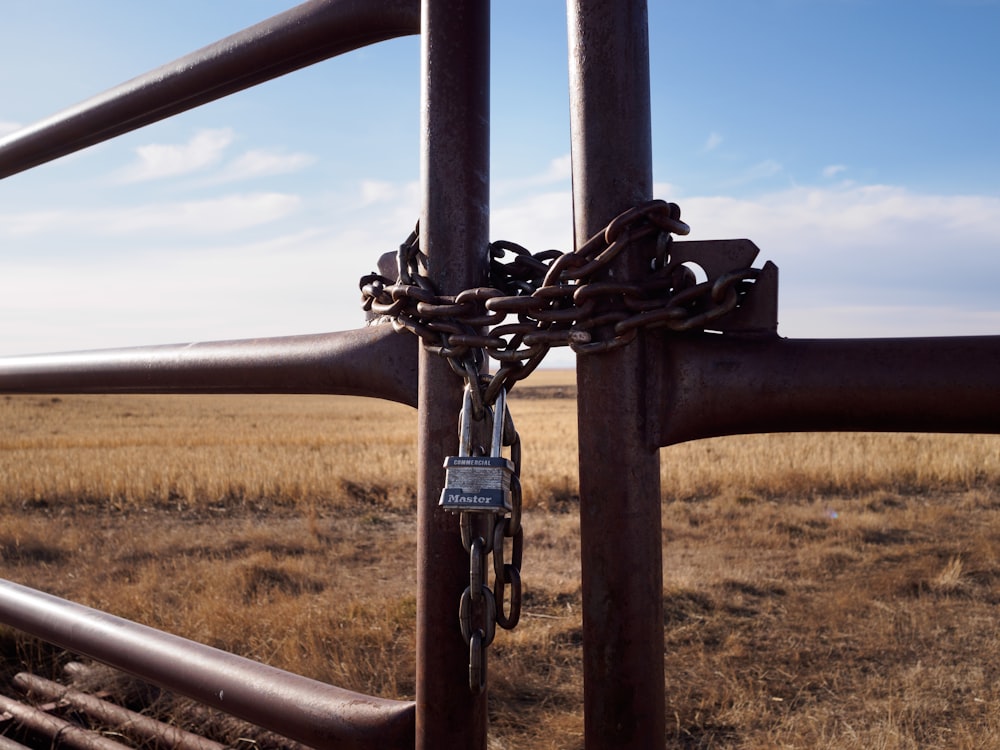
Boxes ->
[684,184,1000,243]
[113,128,314,185]
[724,159,784,187]
[704,132,723,152]
[493,154,573,196]
[106,192,301,233]
[680,183,1000,337]
[117,128,234,182]
[4,169,1000,355]
[822,164,847,179]
[0,223,388,354]
[542,154,573,182]
[0,192,301,237]
[213,149,315,182]
[779,304,1000,339]
[654,181,685,203]
[0,209,66,236]
[492,189,573,254]
[0,120,21,137]
[347,179,420,235]
[359,179,401,205]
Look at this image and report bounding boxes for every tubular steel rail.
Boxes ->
[1,1,999,749]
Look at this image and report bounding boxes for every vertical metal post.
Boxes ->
[567,1,665,748]
[416,1,490,748]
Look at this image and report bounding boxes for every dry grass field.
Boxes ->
[3,368,1000,748]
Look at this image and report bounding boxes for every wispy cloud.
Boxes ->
[779,304,1000,339]
[211,149,315,183]
[113,127,315,185]
[822,164,848,179]
[359,179,401,206]
[353,179,420,233]
[4,171,1000,355]
[117,128,235,182]
[704,132,724,152]
[493,154,573,196]
[0,193,300,237]
[540,154,572,182]
[106,193,301,233]
[680,182,1000,337]
[723,159,784,187]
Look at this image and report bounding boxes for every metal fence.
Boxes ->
[1,1,999,748]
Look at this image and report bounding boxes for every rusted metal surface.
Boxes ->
[567,1,666,748]
[0,0,420,180]
[0,326,417,406]
[13,673,226,750]
[654,333,1000,446]
[4,0,1000,748]
[415,1,490,748]
[0,693,131,750]
[0,734,32,750]
[0,579,415,750]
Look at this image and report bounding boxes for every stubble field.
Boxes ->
[3,368,1000,748]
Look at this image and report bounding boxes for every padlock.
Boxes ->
[439,384,514,513]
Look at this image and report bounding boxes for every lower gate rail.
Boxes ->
[0,581,415,750]
[0,665,241,750]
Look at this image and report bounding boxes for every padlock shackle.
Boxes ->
[459,384,475,457]
[490,387,507,458]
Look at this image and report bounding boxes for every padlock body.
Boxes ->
[439,456,514,513]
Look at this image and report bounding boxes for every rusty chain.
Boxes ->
[360,198,755,693]
[360,199,759,412]
[456,395,522,693]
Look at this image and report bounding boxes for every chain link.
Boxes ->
[362,198,753,694]
[359,199,764,402]
[454,389,522,693]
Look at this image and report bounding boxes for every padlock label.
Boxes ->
[439,456,514,513]
[441,490,506,507]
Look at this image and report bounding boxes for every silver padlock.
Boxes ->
[439,384,514,513]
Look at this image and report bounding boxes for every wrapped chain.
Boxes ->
[360,198,754,693]
[360,199,760,406]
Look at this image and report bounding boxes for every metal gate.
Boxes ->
[1,1,998,748]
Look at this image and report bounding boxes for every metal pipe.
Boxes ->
[566,1,665,748]
[656,334,1000,445]
[0,693,132,750]
[14,673,226,750]
[0,579,415,750]
[0,734,32,750]
[0,0,420,180]
[415,0,490,747]
[0,326,417,406]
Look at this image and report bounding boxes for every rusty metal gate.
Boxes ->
[1,1,998,748]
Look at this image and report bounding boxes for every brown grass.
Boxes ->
[3,371,1000,748]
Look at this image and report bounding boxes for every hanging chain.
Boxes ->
[437,380,523,692]
[453,387,522,692]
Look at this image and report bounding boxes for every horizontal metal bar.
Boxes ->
[0,579,415,750]
[0,692,131,750]
[0,733,32,750]
[655,334,1000,445]
[14,673,226,750]
[0,325,417,406]
[0,0,420,179]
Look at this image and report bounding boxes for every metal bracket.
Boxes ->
[668,238,779,335]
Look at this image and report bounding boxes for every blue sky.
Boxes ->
[1,1,998,364]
